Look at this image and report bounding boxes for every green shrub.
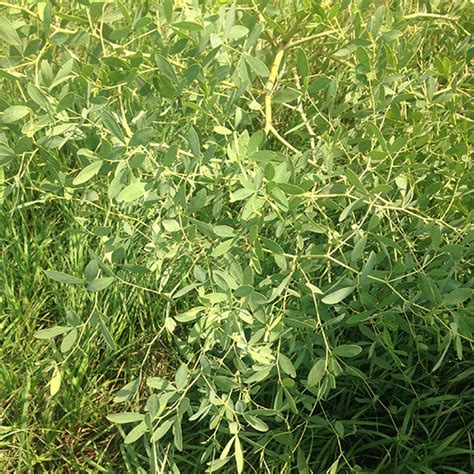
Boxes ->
[1,1,473,472]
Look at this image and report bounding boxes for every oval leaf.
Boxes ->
[321,287,355,305]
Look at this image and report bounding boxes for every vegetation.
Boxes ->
[1,0,473,472]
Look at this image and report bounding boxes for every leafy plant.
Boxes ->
[1,0,473,472]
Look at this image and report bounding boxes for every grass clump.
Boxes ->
[1,1,473,472]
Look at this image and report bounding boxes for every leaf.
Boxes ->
[279,353,296,378]
[50,366,61,397]
[245,55,270,77]
[114,379,139,403]
[351,235,367,263]
[188,126,200,158]
[0,16,21,46]
[155,54,177,82]
[220,436,235,459]
[102,111,126,143]
[163,0,173,23]
[278,183,305,195]
[173,21,203,31]
[321,287,355,305]
[230,188,253,202]
[173,416,183,451]
[129,127,156,147]
[175,307,204,323]
[214,125,232,136]
[234,435,244,474]
[333,344,362,358]
[244,414,269,432]
[202,292,227,304]
[2,106,30,123]
[175,364,188,390]
[211,239,234,258]
[152,418,174,441]
[87,277,114,292]
[273,88,300,104]
[99,317,116,350]
[60,328,78,353]
[44,270,84,285]
[107,413,145,424]
[162,219,181,233]
[228,25,249,40]
[333,48,351,58]
[73,161,102,185]
[443,288,472,306]
[27,84,50,109]
[345,169,367,193]
[296,48,309,79]
[117,182,146,203]
[50,59,74,89]
[214,225,236,238]
[360,251,377,284]
[308,359,325,386]
[124,421,148,444]
[35,326,72,340]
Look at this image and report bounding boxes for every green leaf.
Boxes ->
[296,48,309,79]
[188,126,200,158]
[117,182,147,203]
[0,16,21,46]
[245,55,270,77]
[87,277,114,292]
[113,379,139,403]
[351,235,367,263]
[35,326,72,340]
[214,225,236,238]
[345,169,367,193]
[163,0,174,23]
[60,328,78,353]
[162,219,181,233]
[175,307,204,323]
[273,88,300,104]
[152,418,174,441]
[228,25,249,40]
[214,125,232,136]
[124,421,148,444]
[2,106,30,123]
[307,359,325,386]
[27,84,50,109]
[50,366,61,397]
[230,188,253,202]
[129,127,156,147]
[173,416,183,451]
[234,435,244,473]
[443,288,472,306]
[155,54,177,82]
[107,413,145,424]
[175,364,188,389]
[173,21,203,31]
[321,287,355,305]
[278,183,304,195]
[211,239,233,258]
[73,161,102,185]
[333,344,362,358]
[278,353,296,378]
[45,270,84,285]
[102,111,126,143]
[244,414,269,432]
[333,48,351,58]
[99,317,116,350]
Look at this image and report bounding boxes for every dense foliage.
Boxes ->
[1,0,473,472]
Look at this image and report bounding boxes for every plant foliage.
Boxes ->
[1,0,473,472]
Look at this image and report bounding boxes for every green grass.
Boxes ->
[1,0,473,472]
